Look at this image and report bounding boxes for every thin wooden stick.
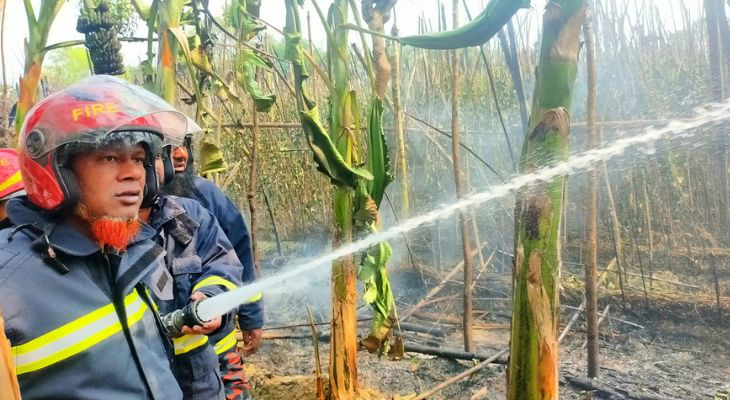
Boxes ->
[563,305,644,329]
[412,349,508,400]
[306,307,325,400]
[582,304,610,350]
[401,242,488,321]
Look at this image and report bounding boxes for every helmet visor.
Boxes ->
[20,75,194,159]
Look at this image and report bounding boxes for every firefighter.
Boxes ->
[0,75,195,399]
[137,138,248,399]
[166,137,262,399]
[0,148,26,228]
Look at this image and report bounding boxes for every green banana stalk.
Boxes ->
[15,0,66,133]
[400,0,529,49]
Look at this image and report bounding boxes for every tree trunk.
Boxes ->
[248,109,261,277]
[449,0,474,353]
[362,0,394,100]
[583,7,599,379]
[705,0,725,100]
[508,1,586,399]
[329,1,358,398]
[704,0,729,241]
[602,162,627,307]
[246,3,263,277]
[390,23,410,217]
[330,187,358,400]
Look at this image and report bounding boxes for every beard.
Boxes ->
[75,203,141,253]
[164,164,195,197]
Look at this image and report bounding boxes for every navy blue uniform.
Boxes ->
[189,176,263,330]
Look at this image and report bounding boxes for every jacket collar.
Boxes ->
[6,198,157,257]
[147,195,187,230]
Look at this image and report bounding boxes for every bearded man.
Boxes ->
[0,76,194,399]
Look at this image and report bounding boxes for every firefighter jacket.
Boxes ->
[190,176,264,331]
[0,199,182,400]
[147,195,245,400]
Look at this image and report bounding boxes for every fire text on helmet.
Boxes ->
[71,103,119,122]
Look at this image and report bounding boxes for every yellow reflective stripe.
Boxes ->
[213,331,238,355]
[172,334,208,355]
[245,292,263,303]
[192,276,238,293]
[13,292,148,375]
[0,171,21,193]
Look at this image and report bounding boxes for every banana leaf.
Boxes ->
[169,26,240,107]
[235,50,276,112]
[228,0,264,36]
[300,105,373,188]
[400,0,529,49]
[365,97,393,207]
[199,141,228,175]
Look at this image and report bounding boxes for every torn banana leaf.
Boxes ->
[235,49,276,112]
[199,141,228,175]
[400,0,529,49]
[358,227,395,351]
[300,106,373,188]
[366,97,394,207]
[228,0,265,38]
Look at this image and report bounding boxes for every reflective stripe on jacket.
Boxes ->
[0,199,182,400]
[148,195,245,400]
[190,177,264,330]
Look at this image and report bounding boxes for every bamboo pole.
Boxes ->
[248,109,261,277]
[390,19,410,218]
[583,6,599,379]
[447,0,475,352]
[603,162,627,307]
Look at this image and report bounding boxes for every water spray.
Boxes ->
[161,102,730,332]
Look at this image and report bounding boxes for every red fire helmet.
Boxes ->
[0,148,25,201]
[18,75,200,212]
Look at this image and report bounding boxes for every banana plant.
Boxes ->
[132,0,237,174]
[399,0,529,49]
[286,1,398,396]
[15,0,66,133]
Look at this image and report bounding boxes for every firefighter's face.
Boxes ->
[72,145,147,220]
[171,146,189,173]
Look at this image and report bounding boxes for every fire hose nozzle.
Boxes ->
[160,300,208,338]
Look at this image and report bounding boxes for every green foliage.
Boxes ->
[365,97,393,207]
[228,0,277,112]
[235,50,277,112]
[43,46,91,88]
[299,104,373,188]
[223,0,264,35]
[199,141,228,175]
[400,0,529,49]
